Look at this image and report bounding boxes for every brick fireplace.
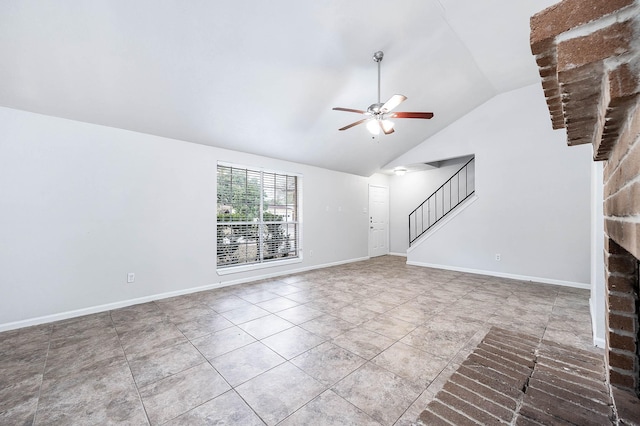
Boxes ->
[530,0,640,410]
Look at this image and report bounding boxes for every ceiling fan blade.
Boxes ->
[381,94,407,112]
[338,118,368,131]
[391,112,434,119]
[333,107,366,114]
[380,120,395,135]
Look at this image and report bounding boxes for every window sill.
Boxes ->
[216,256,303,276]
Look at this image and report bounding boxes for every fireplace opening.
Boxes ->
[636,257,640,397]
[606,238,640,397]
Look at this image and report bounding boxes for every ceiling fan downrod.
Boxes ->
[373,51,384,105]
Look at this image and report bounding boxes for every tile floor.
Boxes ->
[0,256,596,425]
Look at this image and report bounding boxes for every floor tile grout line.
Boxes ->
[29,326,52,426]
[197,357,260,422]
[109,310,153,426]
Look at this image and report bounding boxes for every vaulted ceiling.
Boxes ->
[0,0,558,176]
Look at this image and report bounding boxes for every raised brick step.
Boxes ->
[414,327,618,425]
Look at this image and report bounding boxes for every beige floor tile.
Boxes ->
[269,283,305,296]
[332,362,422,425]
[282,290,316,303]
[370,291,414,306]
[361,314,418,340]
[37,389,147,425]
[332,327,395,360]
[262,326,326,359]
[305,296,351,313]
[0,374,41,425]
[256,296,300,313]
[235,362,326,426]
[354,298,399,314]
[543,326,596,351]
[50,312,114,340]
[139,362,230,425]
[237,289,280,304]
[128,341,205,387]
[173,312,234,340]
[117,319,188,357]
[37,358,146,425]
[299,314,356,339]
[154,294,205,313]
[210,341,285,386]
[191,326,256,360]
[400,319,481,359]
[0,325,50,353]
[202,294,253,312]
[44,331,124,380]
[291,342,366,387]
[160,305,216,323]
[372,341,449,388]
[110,302,166,331]
[166,390,266,425]
[275,305,324,324]
[238,314,295,340]
[331,305,380,325]
[279,389,381,426]
[220,305,270,325]
[385,305,435,325]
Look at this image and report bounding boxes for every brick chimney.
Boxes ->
[530,0,640,415]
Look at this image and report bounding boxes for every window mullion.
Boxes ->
[258,170,264,263]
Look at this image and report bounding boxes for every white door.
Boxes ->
[369,185,389,257]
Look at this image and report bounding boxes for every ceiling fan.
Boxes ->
[333,51,433,135]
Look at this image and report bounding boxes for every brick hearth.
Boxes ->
[416,327,619,425]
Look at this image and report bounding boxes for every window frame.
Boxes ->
[216,161,303,275]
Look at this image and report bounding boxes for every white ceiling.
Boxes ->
[0,0,558,176]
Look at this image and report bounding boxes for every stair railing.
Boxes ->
[409,157,475,246]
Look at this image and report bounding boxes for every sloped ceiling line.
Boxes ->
[0,0,559,176]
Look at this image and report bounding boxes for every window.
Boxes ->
[216,163,300,270]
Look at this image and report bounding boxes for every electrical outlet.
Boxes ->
[495,254,501,261]
[127,272,135,283]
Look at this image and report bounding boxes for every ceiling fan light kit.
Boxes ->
[333,51,433,136]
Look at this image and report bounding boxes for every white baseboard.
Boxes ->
[406,260,590,289]
[0,256,370,333]
[388,252,407,257]
[593,336,606,348]
[0,282,224,333]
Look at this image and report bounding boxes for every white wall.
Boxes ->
[0,107,372,329]
[387,84,593,286]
